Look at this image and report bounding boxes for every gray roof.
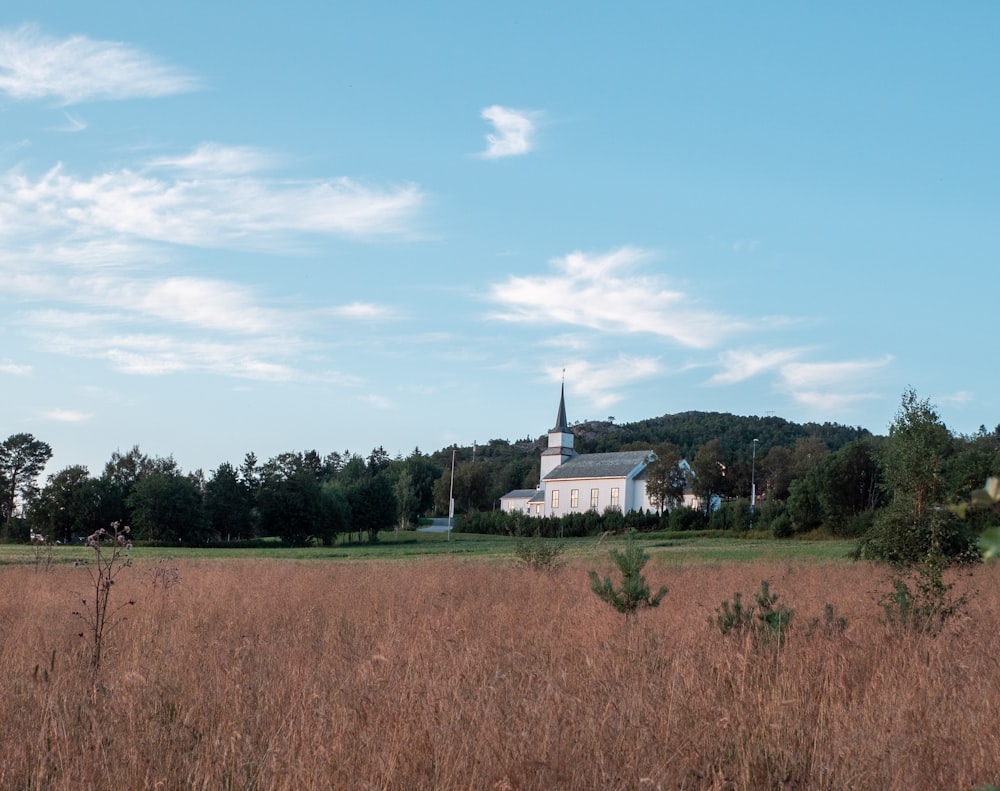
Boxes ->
[500,489,538,500]
[542,450,654,481]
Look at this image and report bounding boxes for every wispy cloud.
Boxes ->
[708,347,813,385]
[778,356,893,411]
[0,153,423,249]
[479,105,537,159]
[148,143,281,176]
[328,302,397,320]
[0,23,199,104]
[53,111,87,133]
[937,390,975,406]
[1,360,31,375]
[41,408,92,423]
[549,356,664,411]
[14,273,281,335]
[489,246,748,348]
[37,330,301,380]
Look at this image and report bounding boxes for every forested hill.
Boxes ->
[575,412,875,460]
[429,411,876,470]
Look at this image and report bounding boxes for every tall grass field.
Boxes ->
[2,555,998,789]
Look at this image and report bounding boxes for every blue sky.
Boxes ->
[1,3,997,476]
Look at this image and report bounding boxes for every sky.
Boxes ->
[1,2,998,478]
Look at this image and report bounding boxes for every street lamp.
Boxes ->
[750,438,759,529]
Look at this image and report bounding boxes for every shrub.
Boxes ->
[588,531,667,618]
[712,579,793,647]
[513,535,566,571]
[879,550,968,636]
[668,505,706,532]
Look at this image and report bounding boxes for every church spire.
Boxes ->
[553,381,569,432]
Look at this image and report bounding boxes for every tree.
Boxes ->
[127,471,210,544]
[258,459,325,546]
[588,531,667,618]
[348,474,397,542]
[883,388,952,520]
[856,389,978,565]
[816,439,885,535]
[644,443,687,513]
[28,464,99,542]
[1,433,53,531]
[691,439,728,513]
[205,462,254,540]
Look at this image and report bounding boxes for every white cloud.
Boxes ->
[329,302,396,320]
[41,408,92,423]
[480,105,537,159]
[364,394,394,410]
[551,356,664,411]
[148,143,282,176]
[489,246,749,348]
[778,356,893,411]
[708,347,812,385]
[42,330,300,380]
[54,111,87,133]
[0,157,422,249]
[0,360,31,375]
[12,272,280,335]
[0,24,198,104]
[937,390,975,406]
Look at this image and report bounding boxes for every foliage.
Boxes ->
[28,464,100,543]
[513,534,566,571]
[955,476,1000,560]
[711,579,793,646]
[0,433,53,531]
[804,603,848,639]
[72,522,135,669]
[690,439,729,511]
[347,473,397,543]
[205,462,255,540]
[668,505,706,531]
[588,531,667,618]
[854,507,981,566]
[128,471,211,544]
[644,443,687,513]
[707,498,749,531]
[878,550,968,636]
[857,389,983,566]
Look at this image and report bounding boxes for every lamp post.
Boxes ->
[447,447,456,542]
[750,438,759,529]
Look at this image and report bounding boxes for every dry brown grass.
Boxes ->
[1,555,998,790]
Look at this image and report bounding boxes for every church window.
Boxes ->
[590,488,599,509]
[570,489,579,509]
[551,489,559,509]
[610,487,620,509]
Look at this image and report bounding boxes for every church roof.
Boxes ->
[542,450,653,481]
[500,489,538,501]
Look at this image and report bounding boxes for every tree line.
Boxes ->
[3,389,999,555]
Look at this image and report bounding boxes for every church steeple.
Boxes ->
[552,382,569,432]
[540,381,576,480]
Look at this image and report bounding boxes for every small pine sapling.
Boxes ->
[588,531,667,618]
[712,579,793,647]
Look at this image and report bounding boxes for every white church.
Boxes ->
[500,386,660,518]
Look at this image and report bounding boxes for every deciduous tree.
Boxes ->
[1,433,53,530]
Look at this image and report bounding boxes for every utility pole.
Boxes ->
[447,447,456,542]
[750,438,759,529]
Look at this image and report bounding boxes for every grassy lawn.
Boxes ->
[0,529,857,566]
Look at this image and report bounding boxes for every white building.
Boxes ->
[500,386,659,517]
